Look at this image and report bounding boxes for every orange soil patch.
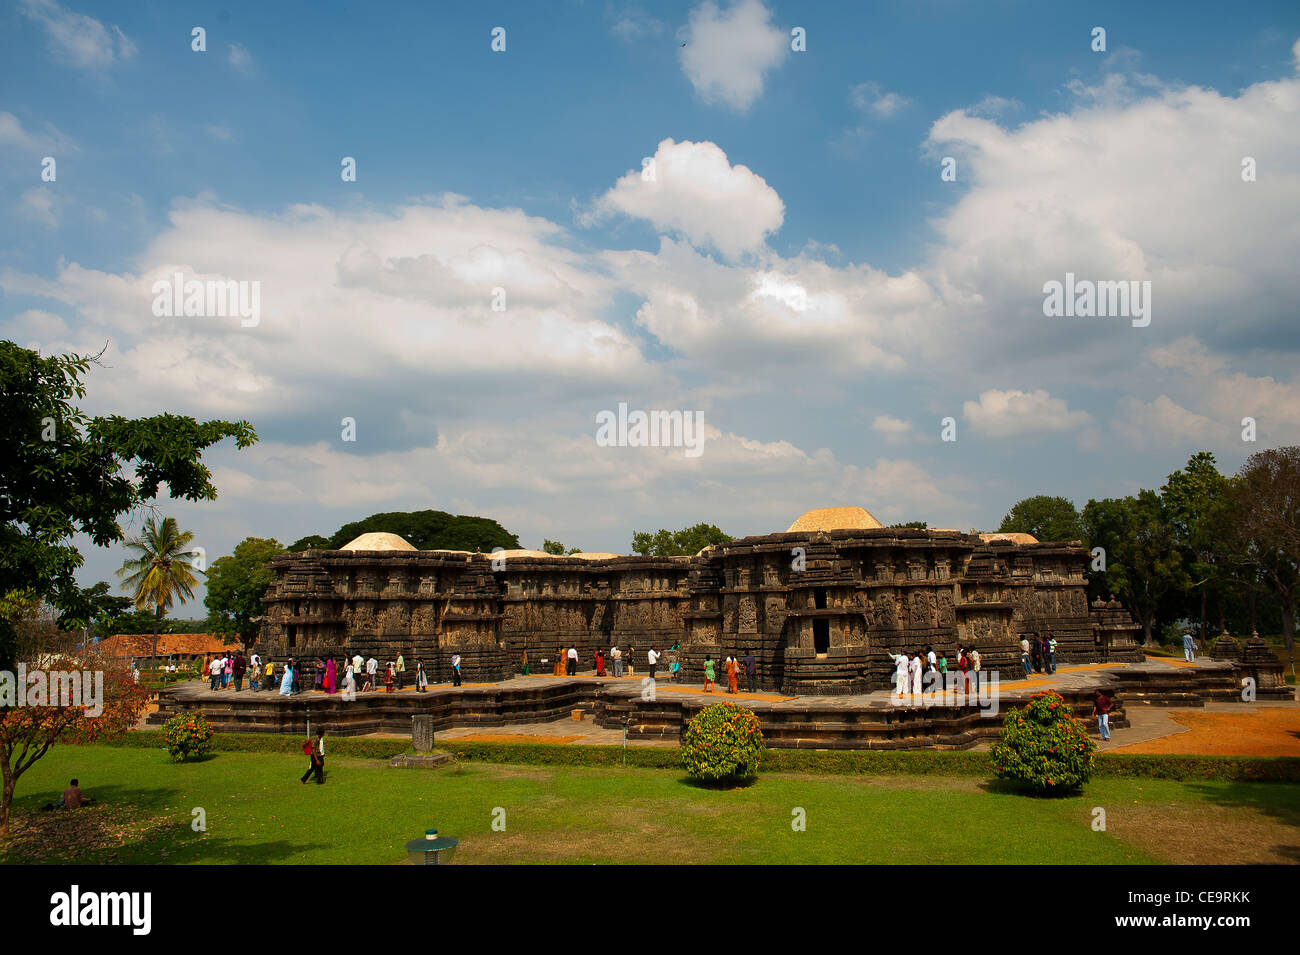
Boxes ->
[449,733,585,744]
[654,686,796,703]
[1000,663,1127,693]
[1108,708,1300,757]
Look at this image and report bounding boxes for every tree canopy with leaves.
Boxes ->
[632,523,733,557]
[998,495,1083,542]
[1234,446,1300,667]
[542,539,582,555]
[0,342,257,672]
[204,537,284,648]
[288,510,519,553]
[1082,490,1186,644]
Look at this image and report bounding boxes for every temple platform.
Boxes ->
[150,657,1292,751]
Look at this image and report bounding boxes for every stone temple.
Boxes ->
[260,506,1143,693]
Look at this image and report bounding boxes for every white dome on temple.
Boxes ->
[339,532,417,551]
[786,506,884,533]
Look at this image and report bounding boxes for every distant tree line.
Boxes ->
[631,523,733,557]
[288,509,520,553]
[998,448,1299,667]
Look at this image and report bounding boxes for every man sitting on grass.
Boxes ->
[44,778,96,811]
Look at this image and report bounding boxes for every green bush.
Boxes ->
[681,702,766,783]
[162,712,215,762]
[990,690,1097,794]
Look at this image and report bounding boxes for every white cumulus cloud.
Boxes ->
[679,0,788,111]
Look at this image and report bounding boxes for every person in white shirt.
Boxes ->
[647,647,661,679]
[970,647,982,692]
[365,656,378,691]
[890,651,909,698]
[610,646,623,677]
[352,652,363,676]
[908,651,922,697]
[1019,638,1031,677]
[566,645,578,677]
[208,655,224,691]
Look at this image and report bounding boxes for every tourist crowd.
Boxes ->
[889,645,983,697]
[199,649,455,699]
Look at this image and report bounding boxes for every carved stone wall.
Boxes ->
[261,529,1138,693]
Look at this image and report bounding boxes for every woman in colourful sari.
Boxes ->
[324,657,337,694]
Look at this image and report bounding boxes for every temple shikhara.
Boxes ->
[260,506,1144,693]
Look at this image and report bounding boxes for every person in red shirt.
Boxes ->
[595,649,606,677]
[1093,690,1113,741]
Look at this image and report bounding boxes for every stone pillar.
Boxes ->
[412,714,435,752]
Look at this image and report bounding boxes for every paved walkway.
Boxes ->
[165,657,1234,709]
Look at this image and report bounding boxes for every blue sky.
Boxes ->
[3,0,1299,614]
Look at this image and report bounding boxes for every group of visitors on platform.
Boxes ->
[541,645,758,693]
[548,644,678,681]
[700,650,757,694]
[1019,634,1058,676]
[205,649,261,692]
[890,645,982,697]
[201,650,472,698]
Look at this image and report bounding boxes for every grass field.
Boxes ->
[3,745,1298,865]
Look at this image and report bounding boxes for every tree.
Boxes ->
[286,534,331,553]
[0,342,256,673]
[81,581,135,638]
[204,537,284,649]
[0,603,149,837]
[116,516,202,664]
[998,496,1083,542]
[1235,447,1300,673]
[322,510,519,552]
[1082,491,1186,644]
[1160,452,1236,637]
[542,539,582,555]
[887,521,928,529]
[631,523,732,557]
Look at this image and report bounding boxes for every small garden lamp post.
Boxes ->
[405,828,458,865]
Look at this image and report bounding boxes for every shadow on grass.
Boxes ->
[5,782,324,865]
[977,777,1088,799]
[679,776,759,791]
[1181,779,1300,831]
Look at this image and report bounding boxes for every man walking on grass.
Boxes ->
[300,729,325,785]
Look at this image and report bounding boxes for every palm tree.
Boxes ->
[116,515,203,666]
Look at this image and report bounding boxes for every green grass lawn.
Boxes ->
[3,745,1298,864]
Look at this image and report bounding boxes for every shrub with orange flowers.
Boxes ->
[682,702,766,783]
[162,711,215,762]
[990,690,1096,795]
